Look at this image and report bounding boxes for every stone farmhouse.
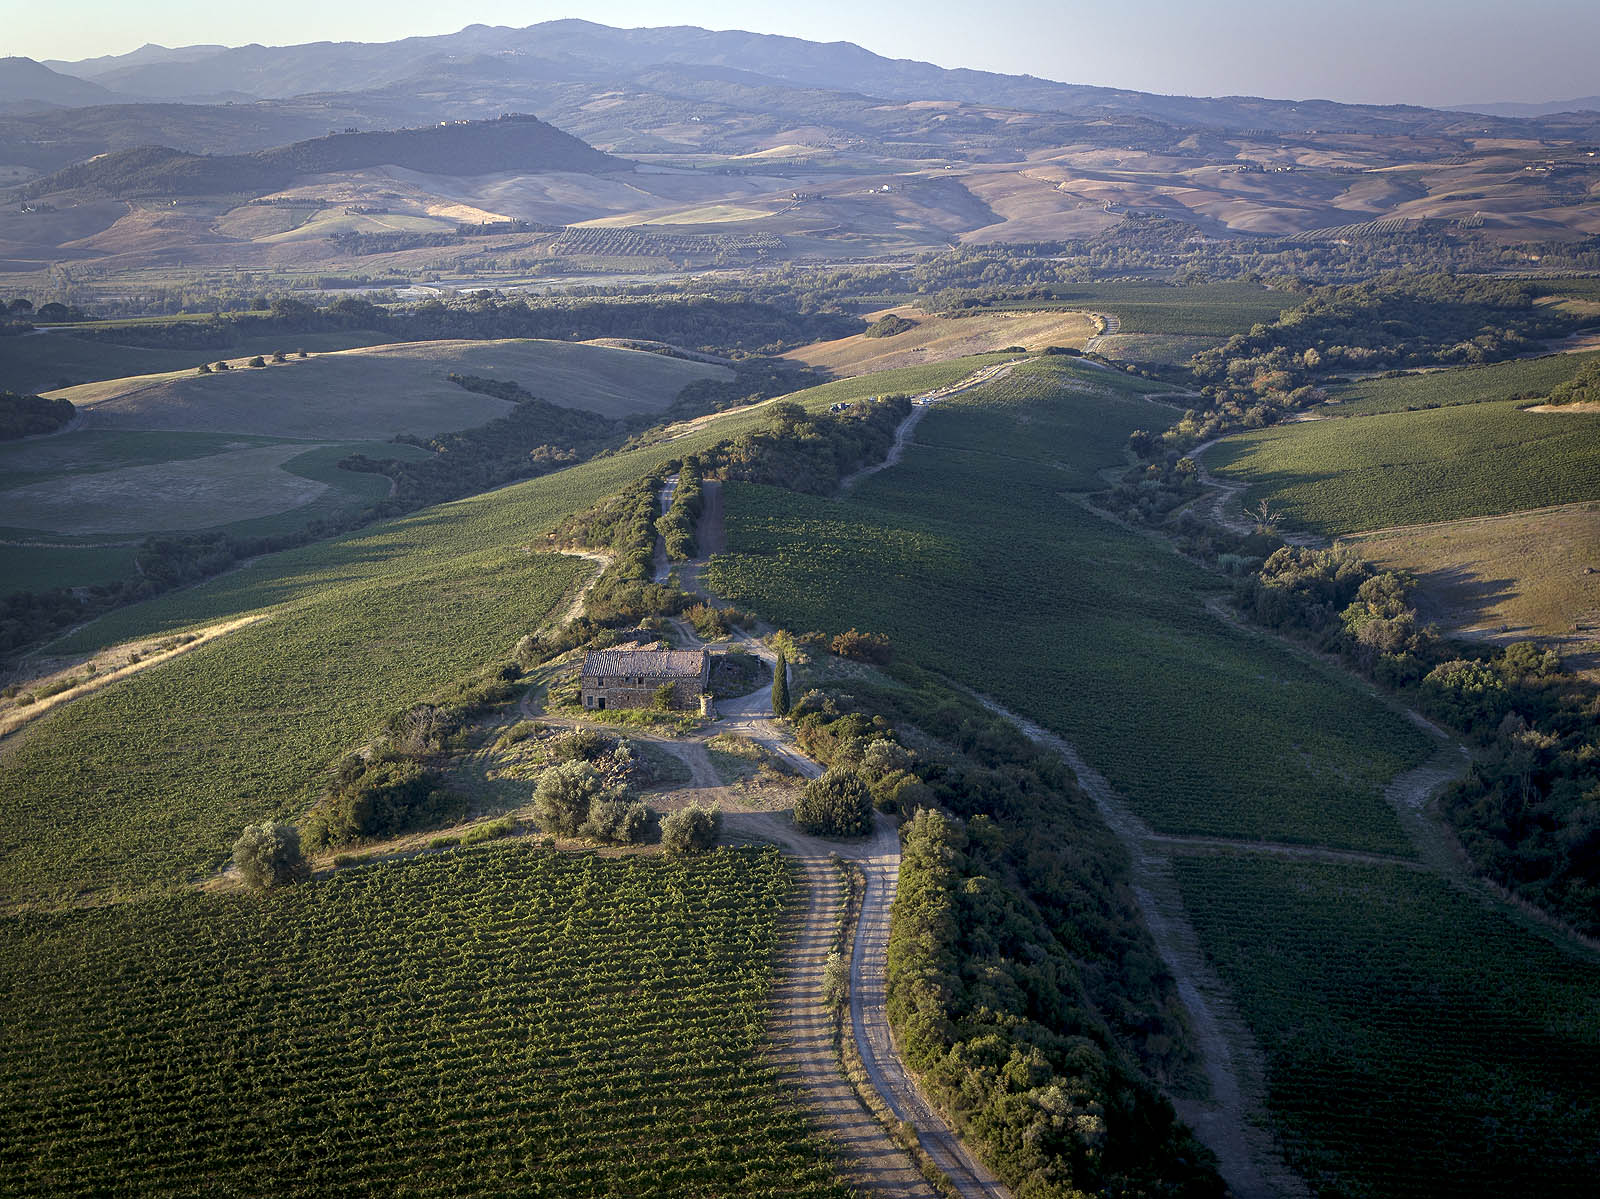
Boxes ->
[579,644,711,712]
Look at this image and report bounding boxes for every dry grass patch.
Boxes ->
[784,307,1094,377]
[1344,502,1600,679]
[54,338,730,439]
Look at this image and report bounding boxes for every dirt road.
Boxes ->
[1083,311,1121,353]
[966,692,1308,1199]
[840,357,1025,492]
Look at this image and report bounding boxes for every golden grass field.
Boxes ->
[1344,502,1600,678]
[782,307,1096,377]
[51,338,731,440]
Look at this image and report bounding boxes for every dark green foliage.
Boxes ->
[695,394,913,494]
[793,767,873,837]
[1544,356,1600,406]
[660,803,721,854]
[772,651,790,716]
[657,458,704,561]
[0,391,74,440]
[230,822,309,889]
[894,809,1222,1199]
[304,756,467,848]
[787,680,1220,1193]
[533,760,629,838]
[863,313,918,338]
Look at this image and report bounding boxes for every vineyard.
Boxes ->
[551,227,785,262]
[1322,350,1600,418]
[0,844,852,1198]
[1174,856,1600,1198]
[1206,397,1600,534]
[706,367,1430,851]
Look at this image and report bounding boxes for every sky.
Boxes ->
[8,0,1599,108]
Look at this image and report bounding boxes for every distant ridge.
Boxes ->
[1449,96,1600,117]
[0,57,119,111]
[21,113,624,198]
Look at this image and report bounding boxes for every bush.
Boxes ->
[661,803,721,854]
[831,628,892,665]
[232,822,310,889]
[247,355,267,368]
[306,756,466,847]
[533,759,628,837]
[793,767,874,837]
[582,798,651,844]
[461,816,518,846]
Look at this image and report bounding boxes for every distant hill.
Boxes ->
[21,113,624,198]
[1450,96,1600,117]
[0,57,120,111]
[34,20,1545,138]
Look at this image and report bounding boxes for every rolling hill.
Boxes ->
[21,113,622,199]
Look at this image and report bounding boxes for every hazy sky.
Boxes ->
[10,0,1599,107]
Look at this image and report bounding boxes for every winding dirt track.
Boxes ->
[839,358,1025,492]
[966,693,1308,1199]
[671,515,1010,1198]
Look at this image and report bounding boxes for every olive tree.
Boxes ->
[232,822,310,889]
[661,803,721,854]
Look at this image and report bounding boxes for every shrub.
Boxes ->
[794,767,874,837]
[306,756,466,847]
[831,628,891,665]
[461,817,518,846]
[582,798,651,844]
[533,759,627,837]
[232,822,310,889]
[661,804,721,854]
[246,355,266,368]
[196,363,212,374]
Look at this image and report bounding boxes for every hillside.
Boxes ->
[0,57,119,111]
[21,113,622,199]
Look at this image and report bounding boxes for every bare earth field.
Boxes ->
[1343,502,1600,679]
[50,338,731,439]
[784,307,1095,377]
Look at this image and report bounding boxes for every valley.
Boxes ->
[3,13,1600,1199]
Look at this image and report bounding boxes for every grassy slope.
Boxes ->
[1176,857,1600,1198]
[0,329,394,395]
[52,338,730,439]
[783,308,1096,376]
[0,355,1001,903]
[0,842,850,1199]
[706,357,1428,850]
[1207,399,1600,534]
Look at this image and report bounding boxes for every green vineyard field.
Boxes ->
[1174,855,1600,1198]
[1323,350,1600,418]
[1206,398,1600,534]
[706,362,1429,850]
[0,844,850,1199]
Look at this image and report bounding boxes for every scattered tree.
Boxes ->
[581,798,651,844]
[831,628,892,665]
[533,759,625,837]
[232,821,310,889]
[246,355,267,368]
[771,651,790,717]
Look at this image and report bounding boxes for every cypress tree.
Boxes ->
[771,651,790,717]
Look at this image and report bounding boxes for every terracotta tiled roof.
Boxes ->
[580,645,709,680]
